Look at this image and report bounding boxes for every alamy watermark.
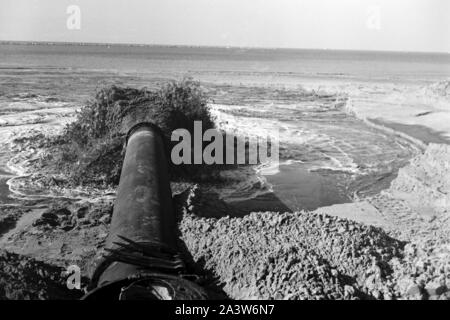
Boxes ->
[171,121,279,167]
[65,265,81,290]
[66,5,81,30]
[366,5,381,31]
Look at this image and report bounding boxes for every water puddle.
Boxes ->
[263,163,350,211]
[0,152,14,204]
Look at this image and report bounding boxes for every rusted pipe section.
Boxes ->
[83,123,207,300]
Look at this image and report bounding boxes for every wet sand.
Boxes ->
[369,118,450,146]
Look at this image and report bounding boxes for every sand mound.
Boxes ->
[179,187,407,300]
[0,250,82,300]
[388,143,450,220]
[177,175,450,300]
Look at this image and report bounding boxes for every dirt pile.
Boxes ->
[372,144,450,299]
[179,187,407,300]
[32,200,112,232]
[0,207,24,236]
[1,198,113,281]
[388,143,450,222]
[178,185,450,300]
[0,249,82,300]
[390,239,450,300]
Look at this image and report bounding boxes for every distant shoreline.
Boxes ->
[0,40,449,56]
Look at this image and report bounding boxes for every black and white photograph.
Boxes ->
[0,0,449,306]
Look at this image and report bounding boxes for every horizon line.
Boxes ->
[1,40,449,55]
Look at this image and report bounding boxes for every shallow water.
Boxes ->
[265,163,349,211]
[0,43,449,210]
[0,164,13,203]
[0,177,11,203]
[210,92,418,210]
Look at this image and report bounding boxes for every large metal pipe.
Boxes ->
[83,123,207,300]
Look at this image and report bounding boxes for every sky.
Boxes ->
[0,0,449,53]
